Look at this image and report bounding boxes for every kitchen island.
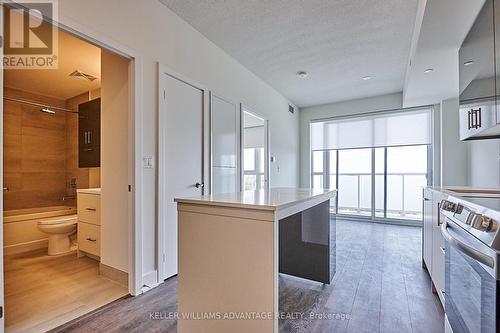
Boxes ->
[174,188,337,333]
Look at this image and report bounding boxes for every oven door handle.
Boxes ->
[441,220,495,269]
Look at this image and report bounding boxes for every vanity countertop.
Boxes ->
[77,188,101,195]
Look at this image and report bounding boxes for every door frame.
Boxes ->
[0,3,4,329]
[240,105,270,191]
[0,9,144,299]
[157,63,210,282]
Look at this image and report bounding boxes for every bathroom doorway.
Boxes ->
[1,8,135,332]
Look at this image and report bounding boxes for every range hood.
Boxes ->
[458,0,500,141]
[459,98,500,141]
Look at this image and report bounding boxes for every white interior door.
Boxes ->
[159,72,204,281]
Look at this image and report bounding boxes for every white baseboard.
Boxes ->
[141,270,160,292]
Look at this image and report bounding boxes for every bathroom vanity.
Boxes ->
[175,188,336,333]
[77,188,101,259]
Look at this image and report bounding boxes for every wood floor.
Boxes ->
[4,250,128,333]
[50,219,444,333]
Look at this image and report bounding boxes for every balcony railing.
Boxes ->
[326,172,427,220]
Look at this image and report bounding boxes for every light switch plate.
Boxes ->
[143,156,154,169]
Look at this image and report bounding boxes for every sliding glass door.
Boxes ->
[312,145,429,221]
[310,107,433,223]
[337,148,372,217]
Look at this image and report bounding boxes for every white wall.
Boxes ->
[438,97,500,189]
[101,50,129,273]
[467,140,500,187]
[58,0,299,286]
[440,98,468,186]
[299,93,403,186]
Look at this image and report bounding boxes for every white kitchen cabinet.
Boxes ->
[431,219,445,306]
[422,188,433,271]
[422,188,445,308]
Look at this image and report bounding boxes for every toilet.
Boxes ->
[37,215,78,256]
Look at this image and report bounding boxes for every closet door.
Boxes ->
[210,94,239,194]
[159,72,205,280]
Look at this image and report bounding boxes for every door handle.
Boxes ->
[86,237,97,242]
[195,182,204,189]
[437,202,442,226]
[85,207,97,211]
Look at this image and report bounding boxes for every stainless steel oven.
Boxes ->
[440,198,500,333]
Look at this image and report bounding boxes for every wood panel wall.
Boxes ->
[3,87,100,211]
[4,87,68,210]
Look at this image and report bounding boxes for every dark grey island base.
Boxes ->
[279,200,335,284]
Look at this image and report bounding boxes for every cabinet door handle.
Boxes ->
[86,237,97,242]
[83,148,94,152]
[85,207,97,211]
[437,202,442,226]
[470,108,482,129]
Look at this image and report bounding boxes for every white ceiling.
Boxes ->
[160,0,419,107]
[4,29,101,100]
[403,0,486,107]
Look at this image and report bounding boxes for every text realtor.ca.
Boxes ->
[2,0,59,69]
[149,311,352,321]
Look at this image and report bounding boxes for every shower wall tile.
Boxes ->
[3,87,68,211]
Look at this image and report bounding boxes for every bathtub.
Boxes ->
[3,206,76,255]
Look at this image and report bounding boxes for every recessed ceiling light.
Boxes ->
[464,60,474,66]
[424,68,434,73]
[362,76,372,81]
[297,71,308,78]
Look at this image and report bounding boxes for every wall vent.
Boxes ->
[69,69,98,82]
[288,105,295,114]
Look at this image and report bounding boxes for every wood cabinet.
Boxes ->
[422,188,445,308]
[78,98,101,168]
[77,190,101,258]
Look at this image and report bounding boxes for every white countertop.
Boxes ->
[174,187,336,210]
[425,186,500,198]
[76,188,101,195]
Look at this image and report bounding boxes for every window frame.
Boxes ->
[244,147,265,190]
[310,145,432,224]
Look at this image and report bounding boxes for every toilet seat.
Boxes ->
[38,215,77,226]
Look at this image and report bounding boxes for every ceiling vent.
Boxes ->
[69,70,98,82]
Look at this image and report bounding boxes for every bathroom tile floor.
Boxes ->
[4,249,128,333]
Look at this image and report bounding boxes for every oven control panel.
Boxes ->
[440,200,498,233]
